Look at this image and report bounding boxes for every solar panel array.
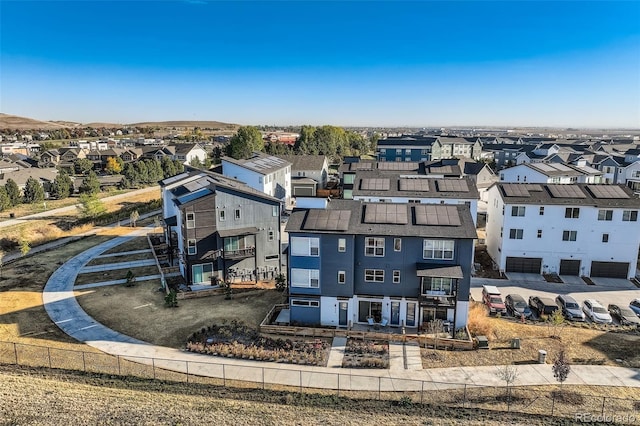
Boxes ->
[377,162,418,171]
[502,184,530,197]
[547,185,587,198]
[303,210,351,231]
[349,162,373,170]
[414,205,461,226]
[176,188,213,205]
[436,179,469,192]
[364,204,408,224]
[526,184,544,191]
[399,178,431,192]
[242,155,288,172]
[360,178,390,191]
[430,165,454,174]
[586,185,629,199]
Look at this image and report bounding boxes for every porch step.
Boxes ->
[326,337,347,368]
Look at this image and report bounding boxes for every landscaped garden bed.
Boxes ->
[341,338,389,369]
[186,320,330,366]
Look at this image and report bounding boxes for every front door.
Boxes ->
[338,302,348,327]
[390,302,400,326]
[406,302,416,327]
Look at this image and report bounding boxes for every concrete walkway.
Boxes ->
[95,249,153,258]
[42,229,640,391]
[79,259,157,273]
[74,272,182,290]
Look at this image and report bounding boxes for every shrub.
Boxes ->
[467,303,494,339]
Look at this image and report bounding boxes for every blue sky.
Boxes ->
[1,1,639,128]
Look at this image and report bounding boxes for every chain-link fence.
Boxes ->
[1,341,638,423]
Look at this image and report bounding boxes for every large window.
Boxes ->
[291,237,320,256]
[187,239,197,255]
[186,212,195,228]
[562,230,577,241]
[192,263,213,284]
[423,240,454,260]
[422,277,453,295]
[365,237,385,257]
[598,209,613,221]
[291,269,320,288]
[224,236,248,252]
[511,206,525,217]
[364,269,384,282]
[509,229,524,240]
[291,299,319,308]
[623,210,638,222]
[565,208,580,218]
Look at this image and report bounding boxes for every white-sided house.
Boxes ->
[499,163,602,185]
[486,183,640,279]
[277,154,329,197]
[221,152,291,206]
[172,143,208,166]
[617,160,640,193]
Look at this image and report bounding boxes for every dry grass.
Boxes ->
[101,237,150,254]
[74,265,160,286]
[467,303,494,338]
[85,251,154,266]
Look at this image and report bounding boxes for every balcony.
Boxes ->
[223,247,255,260]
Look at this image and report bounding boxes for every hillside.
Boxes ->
[131,120,239,129]
[0,113,76,130]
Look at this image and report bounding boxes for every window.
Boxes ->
[234,208,241,220]
[290,237,319,256]
[598,210,613,221]
[219,210,225,221]
[537,229,542,238]
[338,238,346,252]
[265,254,279,260]
[187,239,197,255]
[509,229,524,239]
[623,210,638,221]
[511,206,525,217]
[224,236,247,252]
[272,205,279,217]
[291,299,319,308]
[423,240,454,260]
[365,269,384,282]
[539,207,544,215]
[186,212,195,229]
[423,277,453,295]
[562,230,577,241]
[565,208,580,219]
[393,238,402,252]
[392,270,401,284]
[365,237,385,257]
[337,270,346,284]
[291,269,319,288]
[192,263,213,284]
[602,233,609,243]
[268,230,275,241]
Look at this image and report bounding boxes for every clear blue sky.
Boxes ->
[1,1,639,128]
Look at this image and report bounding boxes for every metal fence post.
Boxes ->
[551,391,555,416]
[14,343,18,365]
[152,358,156,380]
[463,384,467,408]
[82,351,86,371]
[507,386,511,412]
[378,377,381,400]
[262,367,265,390]
[299,370,302,393]
[223,364,226,387]
[421,381,424,405]
[117,355,121,375]
[47,347,52,369]
[601,397,606,416]
[337,374,340,397]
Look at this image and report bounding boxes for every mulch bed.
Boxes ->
[341,339,389,369]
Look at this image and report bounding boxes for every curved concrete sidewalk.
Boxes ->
[43,229,640,391]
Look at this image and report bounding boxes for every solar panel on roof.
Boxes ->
[364,204,408,224]
[547,185,586,198]
[176,188,212,204]
[350,162,373,170]
[526,184,543,191]
[377,162,418,170]
[436,179,469,192]
[586,185,629,199]
[399,178,430,192]
[302,210,351,231]
[414,205,461,226]
[502,184,530,197]
[431,166,454,174]
[360,178,390,191]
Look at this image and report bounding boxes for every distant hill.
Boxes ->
[0,113,77,130]
[0,113,239,131]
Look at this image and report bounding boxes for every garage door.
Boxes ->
[505,257,542,273]
[590,261,629,278]
[559,259,581,276]
[293,186,314,197]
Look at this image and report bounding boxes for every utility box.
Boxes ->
[511,338,521,349]
[538,350,547,364]
[476,336,489,349]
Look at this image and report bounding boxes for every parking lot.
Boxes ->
[470,275,640,323]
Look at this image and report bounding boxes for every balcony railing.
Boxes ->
[224,247,256,260]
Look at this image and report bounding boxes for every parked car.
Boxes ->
[505,294,532,319]
[582,299,613,324]
[556,294,585,321]
[608,304,640,326]
[630,299,640,317]
[528,296,558,317]
[482,285,506,315]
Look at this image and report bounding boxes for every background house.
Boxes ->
[277,154,328,197]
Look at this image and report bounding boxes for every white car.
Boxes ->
[582,299,613,324]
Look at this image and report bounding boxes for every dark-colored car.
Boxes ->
[505,294,532,319]
[608,304,640,326]
[529,296,559,317]
[630,299,640,317]
[556,294,585,321]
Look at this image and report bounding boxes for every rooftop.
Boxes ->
[493,183,640,208]
[222,152,291,175]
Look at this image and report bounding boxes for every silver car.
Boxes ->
[582,299,613,324]
[556,294,585,321]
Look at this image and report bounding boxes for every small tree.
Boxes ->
[5,179,21,206]
[0,249,5,278]
[79,171,101,195]
[23,176,45,204]
[552,350,571,391]
[547,309,565,338]
[427,319,444,353]
[51,169,73,199]
[19,238,30,257]
[0,187,10,212]
[497,365,519,409]
[164,289,178,307]
[275,273,287,292]
[124,270,137,287]
[129,210,140,227]
[224,280,233,300]
[105,157,123,175]
[77,193,107,219]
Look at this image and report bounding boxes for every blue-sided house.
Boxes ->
[285,199,477,331]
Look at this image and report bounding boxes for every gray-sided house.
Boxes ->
[277,154,329,197]
[285,199,477,331]
[161,170,282,286]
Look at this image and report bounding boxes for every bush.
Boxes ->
[467,303,494,339]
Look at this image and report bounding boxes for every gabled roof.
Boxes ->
[352,172,479,200]
[221,152,291,175]
[277,154,327,171]
[172,143,202,155]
